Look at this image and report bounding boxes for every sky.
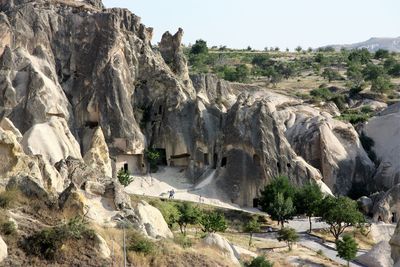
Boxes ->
[103,0,400,50]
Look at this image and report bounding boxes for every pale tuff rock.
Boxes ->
[364,102,400,189]
[95,234,111,259]
[0,235,7,263]
[357,241,393,267]
[372,184,400,223]
[134,201,173,239]
[201,233,240,266]
[391,221,400,265]
[83,127,112,177]
[22,117,81,165]
[0,118,22,142]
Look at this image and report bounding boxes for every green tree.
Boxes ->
[371,75,393,94]
[259,176,296,211]
[176,202,201,235]
[362,63,384,81]
[295,46,302,53]
[235,64,250,83]
[252,54,271,68]
[374,49,389,59]
[117,169,133,187]
[246,256,274,267]
[322,68,343,82]
[319,196,365,241]
[336,234,358,267]
[346,63,364,88]
[266,67,283,86]
[191,39,208,55]
[348,49,371,64]
[200,212,228,233]
[145,149,160,173]
[243,217,261,247]
[295,182,324,232]
[268,193,295,228]
[277,227,299,251]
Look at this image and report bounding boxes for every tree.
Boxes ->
[266,67,283,86]
[117,169,133,186]
[176,202,201,235]
[371,75,393,94]
[346,63,364,88]
[362,63,385,81]
[295,46,302,53]
[348,49,371,64]
[268,193,295,228]
[145,149,161,173]
[252,54,271,68]
[243,217,261,247]
[246,256,273,267]
[295,182,324,232]
[322,68,343,82]
[374,49,389,59]
[190,39,208,55]
[336,234,358,267]
[200,212,228,233]
[319,196,365,241]
[235,64,250,83]
[277,227,299,251]
[259,176,296,212]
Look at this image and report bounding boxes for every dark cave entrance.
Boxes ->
[154,148,167,165]
[203,153,209,166]
[253,198,260,208]
[213,154,218,169]
[221,157,227,167]
[123,163,128,172]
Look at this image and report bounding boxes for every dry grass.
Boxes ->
[312,227,375,250]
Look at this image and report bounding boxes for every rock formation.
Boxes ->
[391,221,400,265]
[364,102,400,190]
[0,235,7,263]
[357,241,393,267]
[0,0,386,209]
[372,184,400,223]
[201,233,240,266]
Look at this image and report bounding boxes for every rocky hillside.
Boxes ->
[0,0,389,205]
[323,37,400,52]
[0,0,399,265]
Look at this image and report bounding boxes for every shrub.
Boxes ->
[24,217,96,261]
[117,169,133,187]
[336,234,358,266]
[246,256,274,267]
[277,227,299,251]
[371,75,393,94]
[322,68,343,82]
[310,87,333,101]
[200,212,228,233]
[149,199,180,229]
[1,221,16,235]
[145,149,161,173]
[190,39,208,55]
[174,234,192,248]
[127,231,155,255]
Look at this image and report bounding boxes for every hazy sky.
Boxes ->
[103,0,399,50]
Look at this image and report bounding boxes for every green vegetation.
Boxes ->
[176,202,201,235]
[200,211,228,233]
[319,196,365,241]
[24,217,96,261]
[295,182,324,232]
[259,176,296,228]
[322,68,343,82]
[0,220,16,235]
[127,231,155,255]
[336,234,358,267]
[277,227,299,251]
[337,109,372,124]
[145,149,161,173]
[243,217,261,247]
[245,256,274,267]
[117,169,133,187]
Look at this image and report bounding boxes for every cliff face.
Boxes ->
[0,0,380,207]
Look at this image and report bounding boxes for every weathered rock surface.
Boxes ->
[201,233,240,266]
[82,127,112,177]
[134,200,173,239]
[22,118,81,165]
[0,0,383,208]
[357,241,393,267]
[95,234,111,259]
[373,184,400,223]
[364,102,400,189]
[391,221,400,264]
[0,235,7,263]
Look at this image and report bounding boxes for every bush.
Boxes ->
[145,149,161,173]
[200,212,228,233]
[1,221,16,235]
[117,169,133,187]
[371,75,393,94]
[310,87,333,101]
[24,217,96,260]
[149,199,180,229]
[127,231,155,255]
[277,227,299,250]
[246,256,274,267]
[174,234,192,248]
[190,39,208,55]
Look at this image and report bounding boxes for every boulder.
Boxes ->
[201,233,240,266]
[84,181,106,196]
[0,118,22,141]
[134,201,173,239]
[373,184,400,223]
[58,183,87,217]
[0,235,6,263]
[390,221,400,264]
[82,127,112,177]
[358,196,373,215]
[95,234,111,259]
[364,102,400,189]
[357,241,393,267]
[21,117,81,165]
